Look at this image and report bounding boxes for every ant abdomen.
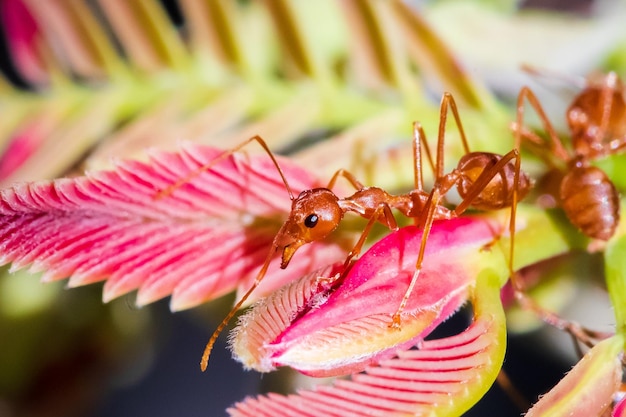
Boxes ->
[456,152,532,210]
[560,165,620,241]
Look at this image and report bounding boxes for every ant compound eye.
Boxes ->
[304,214,319,228]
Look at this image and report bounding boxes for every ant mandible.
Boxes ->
[515,72,626,240]
[158,93,532,372]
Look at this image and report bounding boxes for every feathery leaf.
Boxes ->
[0,144,348,310]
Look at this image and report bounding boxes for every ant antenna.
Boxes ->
[157,135,299,371]
[200,247,277,371]
[156,135,296,201]
[520,64,587,90]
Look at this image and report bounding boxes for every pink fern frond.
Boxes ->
[0,143,346,309]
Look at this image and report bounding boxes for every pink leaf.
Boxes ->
[228,239,508,416]
[0,144,347,310]
[231,216,507,377]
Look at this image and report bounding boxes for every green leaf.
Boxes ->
[526,335,624,417]
[605,225,626,336]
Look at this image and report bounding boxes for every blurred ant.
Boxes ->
[514,71,626,240]
[509,71,626,358]
[157,93,532,372]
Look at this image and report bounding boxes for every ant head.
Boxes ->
[274,188,343,269]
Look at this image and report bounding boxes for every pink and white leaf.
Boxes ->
[229,218,508,416]
[0,144,347,310]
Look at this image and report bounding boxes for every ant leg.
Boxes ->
[156,135,296,200]
[342,203,397,269]
[200,245,277,371]
[390,188,444,328]
[434,93,471,180]
[411,122,435,229]
[513,287,608,349]
[606,137,626,154]
[453,149,521,216]
[520,65,588,88]
[412,122,433,193]
[513,125,552,148]
[450,149,526,289]
[461,150,607,347]
[440,93,471,152]
[515,87,569,162]
[391,93,476,326]
[596,72,619,145]
[411,93,473,196]
[326,168,366,192]
[505,155,601,345]
[408,93,470,224]
[595,72,626,156]
[496,370,530,412]
[452,149,527,285]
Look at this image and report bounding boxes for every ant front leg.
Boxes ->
[324,168,383,268]
[342,203,397,270]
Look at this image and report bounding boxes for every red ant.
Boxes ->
[514,71,626,241]
[158,93,532,372]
